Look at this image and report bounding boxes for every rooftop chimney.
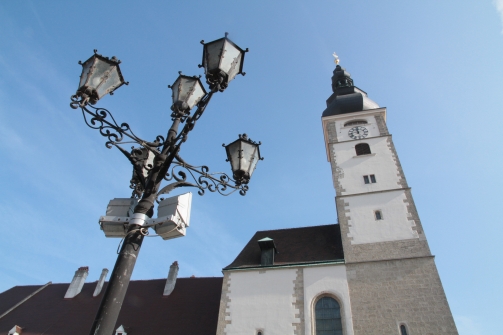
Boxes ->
[8,325,22,335]
[163,261,179,296]
[64,266,89,298]
[115,325,127,335]
[93,268,109,297]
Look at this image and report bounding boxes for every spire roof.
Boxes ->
[322,63,379,117]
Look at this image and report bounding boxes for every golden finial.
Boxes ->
[332,52,340,65]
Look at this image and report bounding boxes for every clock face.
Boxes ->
[348,126,368,139]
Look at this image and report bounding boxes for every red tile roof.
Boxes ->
[224,224,344,269]
[0,277,222,335]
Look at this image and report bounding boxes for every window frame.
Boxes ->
[363,174,376,184]
[311,293,346,335]
[355,143,371,156]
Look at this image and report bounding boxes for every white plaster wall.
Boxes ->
[332,136,399,195]
[346,190,418,244]
[303,265,353,335]
[225,269,298,335]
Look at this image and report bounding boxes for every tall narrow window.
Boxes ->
[315,296,343,335]
[355,143,371,156]
[375,210,383,220]
[400,324,408,335]
[370,174,376,183]
[363,175,370,184]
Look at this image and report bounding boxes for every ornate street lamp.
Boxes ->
[224,134,263,185]
[69,34,262,335]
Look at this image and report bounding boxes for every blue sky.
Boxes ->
[1,1,503,334]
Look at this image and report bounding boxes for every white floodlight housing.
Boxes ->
[99,198,138,238]
[98,193,192,240]
[152,192,192,240]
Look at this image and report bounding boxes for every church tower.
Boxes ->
[322,61,458,334]
[213,60,458,335]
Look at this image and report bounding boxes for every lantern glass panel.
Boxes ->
[204,39,225,73]
[97,66,121,99]
[88,58,113,89]
[220,40,242,81]
[186,80,205,109]
[241,141,259,177]
[79,58,94,89]
[173,77,193,107]
[226,140,241,173]
[243,144,259,177]
[171,77,182,104]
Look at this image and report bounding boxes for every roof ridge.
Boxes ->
[255,223,338,234]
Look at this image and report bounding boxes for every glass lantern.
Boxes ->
[201,34,247,90]
[169,74,207,113]
[224,134,262,185]
[77,51,126,104]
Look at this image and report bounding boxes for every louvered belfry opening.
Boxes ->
[355,143,371,156]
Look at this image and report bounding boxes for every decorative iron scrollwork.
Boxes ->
[162,160,249,197]
[70,95,165,149]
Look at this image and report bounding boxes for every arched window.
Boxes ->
[344,120,367,127]
[315,296,343,335]
[355,143,371,156]
[400,324,409,335]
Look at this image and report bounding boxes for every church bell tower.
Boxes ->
[322,58,458,334]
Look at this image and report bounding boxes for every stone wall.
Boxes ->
[216,272,231,335]
[347,257,458,335]
[292,268,305,335]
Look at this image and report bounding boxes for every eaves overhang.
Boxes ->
[222,259,345,272]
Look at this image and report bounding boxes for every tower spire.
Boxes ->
[322,56,379,117]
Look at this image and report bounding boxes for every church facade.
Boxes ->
[0,63,458,335]
[214,63,458,335]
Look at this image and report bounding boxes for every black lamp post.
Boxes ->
[70,34,261,335]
